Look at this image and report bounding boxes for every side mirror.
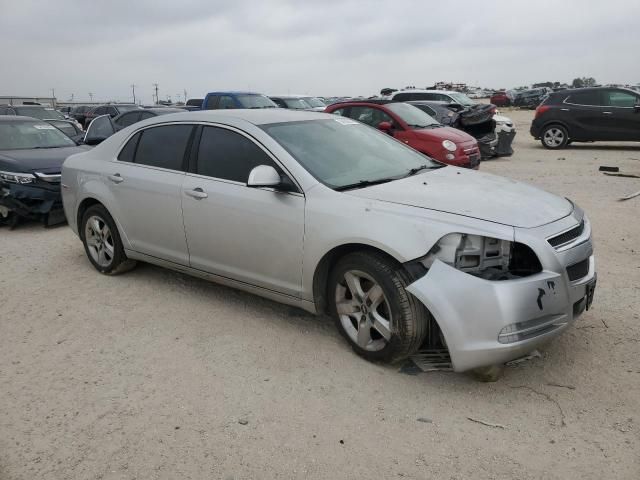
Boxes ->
[247,165,297,192]
[377,121,393,132]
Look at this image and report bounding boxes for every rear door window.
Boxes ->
[565,91,601,106]
[134,125,193,171]
[196,126,277,183]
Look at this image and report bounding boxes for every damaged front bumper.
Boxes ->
[406,216,595,372]
[0,181,65,226]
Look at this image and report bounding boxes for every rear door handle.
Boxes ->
[560,108,570,111]
[185,187,208,199]
[108,173,123,183]
[602,112,613,115]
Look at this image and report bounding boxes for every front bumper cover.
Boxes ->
[406,218,595,372]
[0,182,65,225]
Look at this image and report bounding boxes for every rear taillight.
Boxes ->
[535,105,551,118]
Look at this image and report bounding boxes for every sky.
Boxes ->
[1,0,639,103]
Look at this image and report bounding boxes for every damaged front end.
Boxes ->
[404,221,595,372]
[0,170,66,227]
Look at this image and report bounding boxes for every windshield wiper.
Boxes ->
[334,178,395,192]
[405,164,445,177]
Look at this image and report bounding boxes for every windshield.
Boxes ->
[14,107,66,120]
[0,121,76,150]
[262,118,440,190]
[302,97,325,108]
[283,98,311,109]
[386,103,440,128]
[448,92,475,106]
[237,95,277,109]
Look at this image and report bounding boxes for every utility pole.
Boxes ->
[152,83,159,104]
[184,88,188,102]
[88,92,94,102]
[131,84,137,104]
[50,88,56,106]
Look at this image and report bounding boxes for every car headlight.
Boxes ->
[0,170,36,184]
[442,140,457,152]
[419,233,541,280]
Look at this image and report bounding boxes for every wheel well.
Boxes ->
[312,243,446,352]
[76,198,102,235]
[312,243,401,315]
[541,121,570,137]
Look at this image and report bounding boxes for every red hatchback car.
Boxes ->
[325,101,480,168]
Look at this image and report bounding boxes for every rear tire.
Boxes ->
[80,204,136,275]
[328,251,428,363]
[541,124,569,149]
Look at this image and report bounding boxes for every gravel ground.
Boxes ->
[1,109,639,479]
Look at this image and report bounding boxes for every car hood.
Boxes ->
[413,126,475,143]
[0,145,90,173]
[347,167,572,228]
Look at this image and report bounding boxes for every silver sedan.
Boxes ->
[61,110,596,372]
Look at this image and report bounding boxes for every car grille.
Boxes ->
[548,220,584,248]
[567,258,589,281]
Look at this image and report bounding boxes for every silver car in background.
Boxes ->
[61,110,596,372]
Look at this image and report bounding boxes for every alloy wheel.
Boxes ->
[84,215,115,268]
[543,128,565,147]
[335,270,392,351]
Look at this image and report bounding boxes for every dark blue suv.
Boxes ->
[201,92,277,110]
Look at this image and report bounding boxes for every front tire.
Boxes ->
[80,204,136,274]
[328,251,428,363]
[541,124,569,149]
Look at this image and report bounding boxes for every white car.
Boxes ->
[62,110,596,373]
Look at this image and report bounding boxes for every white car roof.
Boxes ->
[132,108,332,126]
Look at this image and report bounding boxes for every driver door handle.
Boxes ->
[602,111,613,115]
[185,187,208,199]
[108,173,123,184]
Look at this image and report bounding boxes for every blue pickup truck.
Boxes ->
[195,91,278,110]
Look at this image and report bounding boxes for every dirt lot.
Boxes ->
[1,109,639,479]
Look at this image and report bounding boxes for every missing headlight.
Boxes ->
[419,233,541,280]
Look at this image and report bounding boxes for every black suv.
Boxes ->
[531,87,640,149]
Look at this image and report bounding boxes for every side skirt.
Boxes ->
[125,249,318,314]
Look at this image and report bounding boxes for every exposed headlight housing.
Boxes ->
[442,140,457,152]
[0,170,36,184]
[420,233,541,280]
